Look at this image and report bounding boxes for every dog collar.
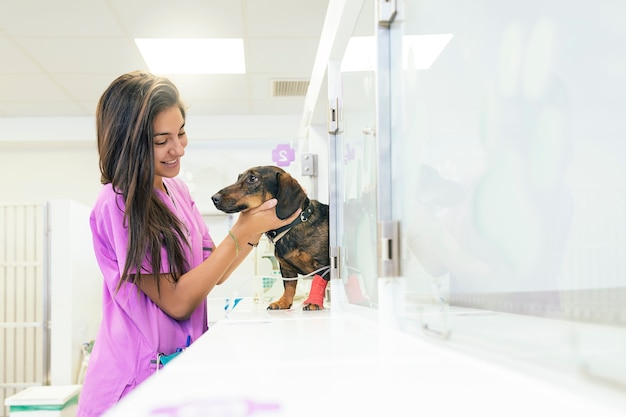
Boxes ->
[266,204,314,243]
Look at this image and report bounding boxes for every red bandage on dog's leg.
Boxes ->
[303,274,328,308]
[345,274,367,303]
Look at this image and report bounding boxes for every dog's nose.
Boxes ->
[211,194,222,206]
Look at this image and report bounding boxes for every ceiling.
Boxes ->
[0,0,330,118]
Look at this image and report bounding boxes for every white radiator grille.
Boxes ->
[271,79,309,97]
[0,204,48,417]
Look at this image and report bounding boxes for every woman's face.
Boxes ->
[152,105,187,191]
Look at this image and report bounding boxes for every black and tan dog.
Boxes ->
[211,165,330,311]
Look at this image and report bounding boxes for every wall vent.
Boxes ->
[271,79,309,97]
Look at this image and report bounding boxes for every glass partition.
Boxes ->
[390,0,626,383]
[331,0,379,309]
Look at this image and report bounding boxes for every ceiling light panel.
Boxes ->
[135,38,246,74]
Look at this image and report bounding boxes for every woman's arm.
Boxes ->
[138,199,299,320]
[216,231,262,285]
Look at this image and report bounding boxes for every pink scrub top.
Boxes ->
[77,177,214,417]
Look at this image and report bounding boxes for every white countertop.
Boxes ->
[102,298,626,417]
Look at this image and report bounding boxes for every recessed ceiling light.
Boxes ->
[135,38,246,74]
[341,34,454,72]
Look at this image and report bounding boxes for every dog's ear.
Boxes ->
[275,171,306,220]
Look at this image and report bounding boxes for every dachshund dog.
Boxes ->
[211,165,330,311]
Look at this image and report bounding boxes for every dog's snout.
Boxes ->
[211,193,222,206]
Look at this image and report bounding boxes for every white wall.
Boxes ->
[0,114,306,207]
[0,142,101,207]
[48,199,102,385]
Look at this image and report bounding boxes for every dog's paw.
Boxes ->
[302,303,324,311]
[266,301,292,310]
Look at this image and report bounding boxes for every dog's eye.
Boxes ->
[247,175,259,184]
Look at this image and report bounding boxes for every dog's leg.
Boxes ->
[302,275,328,311]
[267,278,297,310]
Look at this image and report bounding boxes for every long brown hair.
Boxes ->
[96,70,189,292]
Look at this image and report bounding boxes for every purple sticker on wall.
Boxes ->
[344,144,355,162]
[272,144,296,167]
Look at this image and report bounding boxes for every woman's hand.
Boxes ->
[230,199,301,243]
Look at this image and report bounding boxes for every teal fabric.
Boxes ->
[9,395,78,412]
[159,351,182,366]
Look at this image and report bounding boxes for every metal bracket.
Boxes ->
[328,98,342,134]
[300,153,318,177]
[378,0,397,28]
[378,220,400,277]
[330,246,340,280]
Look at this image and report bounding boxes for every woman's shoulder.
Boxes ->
[92,183,125,214]
[95,183,123,200]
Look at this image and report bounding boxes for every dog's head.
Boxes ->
[211,165,307,220]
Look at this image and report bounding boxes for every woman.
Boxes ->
[77,71,299,417]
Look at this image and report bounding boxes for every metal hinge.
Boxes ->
[378,0,397,28]
[378,220,400,277]
[330,246,340,280]
[328,98,343,134]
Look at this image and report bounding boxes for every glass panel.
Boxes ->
[394,0,626,383]
[333,0,378,308]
